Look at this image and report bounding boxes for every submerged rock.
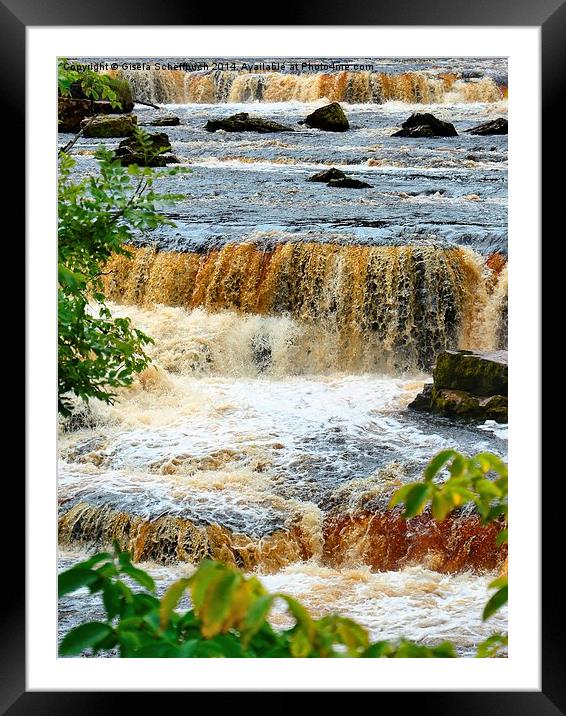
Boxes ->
[409,350,508,423]
[327,177,373,189]
[114,132,178,166]
[392,113,458,138]
[81,114,138,138]
[205,113,294,133]
[466,118,508,135]
[300,102,349,132]
[144,114,181,127]
[307,168,347,182]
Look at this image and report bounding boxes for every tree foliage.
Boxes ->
[58,150,186,415]
[58,58,121,107]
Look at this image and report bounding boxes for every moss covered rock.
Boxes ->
[301,103,349,132]
[81,115,138,138]
[433,350,507,396]
[408,350,508,423]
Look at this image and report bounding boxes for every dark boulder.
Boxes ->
[409,350,508,423]
[392,112,457,138]
[466,118,508,136]
[81,114,138,138]
[307,168,347,182]
[114,132,178,166]
[327,177,372,189]
[205,113,294,133]
[300,102,349,132]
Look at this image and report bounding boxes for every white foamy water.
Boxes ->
[58,550,507,657]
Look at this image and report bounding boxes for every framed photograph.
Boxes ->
[10,0,555,708]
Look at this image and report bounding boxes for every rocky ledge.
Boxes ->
[465,118,508,136]
[409,349,508,423]
[205,113,294,133]
[392,113,458,138]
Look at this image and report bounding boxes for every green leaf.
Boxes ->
[58,568,99,597]
[290,628,312,658]
[59,622,114,656]
[403,483,432,518]
[495,529,508,546]
[160,578,191,628]
[432,491,453,521]
[424,450,458,481]
[242,594,275,644]
[483,585,508,621]
[120,563,156,592]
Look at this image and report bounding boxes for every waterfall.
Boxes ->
[115,68,505,105]
[103,243,507,373]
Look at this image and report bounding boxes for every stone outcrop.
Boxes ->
[328,177,372,189]
[466,118,508,135]
[307,168,347,182]
[114,132,178,166]
[409,350,508,422]
[81,114,138,138]
[205,113,294,133]
[392,113,458,138]
[300,102,349,132]
[144,114,181,127]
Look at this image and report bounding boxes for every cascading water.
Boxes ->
[116,67,505,105]
[59,57,508,655]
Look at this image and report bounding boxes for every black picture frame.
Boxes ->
[10,0,555,709]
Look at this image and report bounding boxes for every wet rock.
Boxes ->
[144,114,181,127]
[434,350,507,396]
[204,113,294,133]
[392,112,457,138]
[307,168,347,182]
[466,118,508,135]
[81,114,138,138]
[409,350,508,422]
[114,132,178,167]
[300,102,349,132]
[327,177,373,189]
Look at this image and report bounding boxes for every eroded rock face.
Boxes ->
[466,118,508,136]
[392,113,458,138]
[81,115,138,138]
[307,168,347,182]
[409,350,508,423]
[204,113,294,133]
[300,102,349,132]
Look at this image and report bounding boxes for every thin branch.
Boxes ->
[58,114,98,156]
